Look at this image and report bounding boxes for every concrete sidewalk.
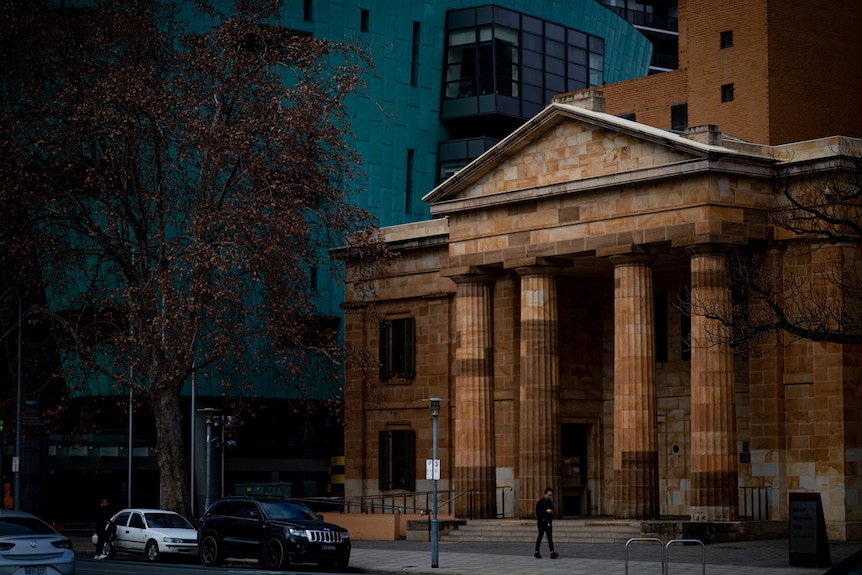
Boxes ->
[66,532,862,575]
[349,538,861,575]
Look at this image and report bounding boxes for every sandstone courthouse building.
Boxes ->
[341,0,862,540]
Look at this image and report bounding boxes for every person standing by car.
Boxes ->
[534,487,559,559]
[94,497,113,559]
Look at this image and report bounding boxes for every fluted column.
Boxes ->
[517,266,561,518]
[452,274,497,519]
[610,254,660,519]
[688,246,738,522]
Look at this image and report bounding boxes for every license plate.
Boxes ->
[322,545,336,551]
[25,568,47,575]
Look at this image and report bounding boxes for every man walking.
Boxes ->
[535,487,559,559]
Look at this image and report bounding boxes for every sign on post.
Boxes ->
[425,459,440,480]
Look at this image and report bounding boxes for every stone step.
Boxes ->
[440,518,642,544]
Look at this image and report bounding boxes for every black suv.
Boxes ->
[197,496,350,570]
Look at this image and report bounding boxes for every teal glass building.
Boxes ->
[294,0,652,337]
[30,0,661,519]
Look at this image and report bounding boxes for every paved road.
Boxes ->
[67,533,862,575]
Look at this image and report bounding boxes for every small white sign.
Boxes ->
[12,456,19,473]
[425,459,441,480]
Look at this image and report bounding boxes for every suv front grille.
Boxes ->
[306,530,344,543]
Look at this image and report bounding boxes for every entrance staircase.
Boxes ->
[440,518,643,544]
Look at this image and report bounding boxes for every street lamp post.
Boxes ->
[424,397,447,569]
[197,408,220,512]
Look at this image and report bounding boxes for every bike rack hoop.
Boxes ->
[664,538,705,575]
[624,537,665,575]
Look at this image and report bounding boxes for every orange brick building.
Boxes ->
[596,0,862,146]
[340,0,862,540]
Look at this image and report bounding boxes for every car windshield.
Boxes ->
[260,501,320,521]
[0,517,58,536]
[145,513,194,529]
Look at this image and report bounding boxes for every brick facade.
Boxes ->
[584,0,862,145]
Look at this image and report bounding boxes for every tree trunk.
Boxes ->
[152,386,190,518]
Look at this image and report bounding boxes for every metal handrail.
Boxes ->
[297,489,477,518]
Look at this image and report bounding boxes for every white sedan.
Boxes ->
[106,508,198,562]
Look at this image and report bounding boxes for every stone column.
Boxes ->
[452,274,497,519]
[688,246,739,522]
[610,254,660,519]
[517,266,562,518]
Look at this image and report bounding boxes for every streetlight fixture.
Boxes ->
[423,397,448,568]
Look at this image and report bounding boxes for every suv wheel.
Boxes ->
[262,537,287,570]
[199,534,222,567]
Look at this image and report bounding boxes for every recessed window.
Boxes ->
[617,112,636,121]
[405,149,415,213]
[655,293,668,363]
[379,317,416,380]
[303,0,312,22]
[443,24,519,99]
[378,429,416,491]
[720,30,733,49]
[680,288,691,361]
[410,22,421,86]
[671,102,688,131]
[360,9,369,33]
[721,83,734,102]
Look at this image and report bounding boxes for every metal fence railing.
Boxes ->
[297,489,479,519]
[739,486,770,520]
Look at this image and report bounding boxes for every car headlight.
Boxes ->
[163,537,185,543]
[288,528,308,538]
[342,532,350,539]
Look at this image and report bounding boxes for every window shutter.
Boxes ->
[378,322,390,380]
[406,429,416,490]
[404,317,416,379]
[378,430,390,490]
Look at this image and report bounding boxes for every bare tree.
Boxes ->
[0,0,386,516]
[687,145,862,353]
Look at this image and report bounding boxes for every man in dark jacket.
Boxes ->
[94,498,113,559]
[534,487,559,558]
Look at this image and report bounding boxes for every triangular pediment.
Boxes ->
[424,102,766,210]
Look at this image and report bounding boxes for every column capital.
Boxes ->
[608,253,657,267]
[449,273,499,286]
[685,243,731,257]
[514,265,561,278]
